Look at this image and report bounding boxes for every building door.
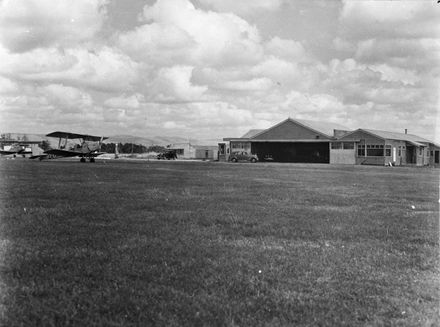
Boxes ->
[392,147,396,162]
[218,143,226,161]
[406,146,415,164]
[435,151,439,164]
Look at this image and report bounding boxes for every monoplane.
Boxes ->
[36,131,108,162]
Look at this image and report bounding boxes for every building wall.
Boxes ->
[428,145,440,167]
[330,149,355,164]
[329,141,356,164]
[339,131,386,165]
[417,146,429,166]
[355,156,385,165]
[195,148,218,160]
[169,143,194,159]
[384,140,406,166]
[253,120,329,140]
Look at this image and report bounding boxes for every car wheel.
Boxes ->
[250,158,256,163]
[231,158,237,162]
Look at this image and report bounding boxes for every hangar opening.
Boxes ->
[251,142,329,163]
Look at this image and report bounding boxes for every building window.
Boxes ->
[357,144,365,156]
[365,144,384,156]
[175,149,184,155]
[331,142,342,149]
[367,148,384,156]
[385,145,391,157]
[232,142,247,149]
[419,148,423,155]
[430,150,433,156]
[343,142,354,149]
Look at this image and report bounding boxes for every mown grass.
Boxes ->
[0,160,438,326]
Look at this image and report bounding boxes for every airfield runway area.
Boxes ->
[0,159,438,326]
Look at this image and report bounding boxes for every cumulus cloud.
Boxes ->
[0,0,108,52]
[0,46,139,92]
[151,65,208,102]
[0,76,18,94]
[104,94,145,109]
[199,0,283,16]
[41,84,93,112]
[221,78,273,91]
[119,0,264,67]
[340,1,439,40]
[264,37,307,61]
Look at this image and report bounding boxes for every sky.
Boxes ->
[0,0,439,142]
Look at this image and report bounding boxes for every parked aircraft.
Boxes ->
[0,140,41,157]
[0,143,30,156]
[33,131,108,162]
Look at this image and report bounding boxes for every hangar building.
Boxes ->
[219,118,350,163]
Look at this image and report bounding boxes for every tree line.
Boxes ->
[101,143,166,154]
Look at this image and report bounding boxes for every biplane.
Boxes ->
[34,131,108,162]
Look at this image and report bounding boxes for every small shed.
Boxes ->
[221,118,350,163]
[168,143,218,160]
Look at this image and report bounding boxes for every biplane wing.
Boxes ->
[46,131,108,142]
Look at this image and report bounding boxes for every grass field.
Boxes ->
[0,159,438,326]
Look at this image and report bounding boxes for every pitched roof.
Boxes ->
[362,129,434,144]
[251,118,350,139]
[241,129,265,138]
[293,118,350,138]
[338,128,439,147]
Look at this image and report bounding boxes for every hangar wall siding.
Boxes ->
[330,148,355,165]
[251,142,329,163]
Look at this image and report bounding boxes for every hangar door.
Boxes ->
[251,142,329,163]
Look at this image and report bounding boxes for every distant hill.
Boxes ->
[105,135,221,146]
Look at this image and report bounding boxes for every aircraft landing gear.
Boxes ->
[80,157,86,163]
[90,157,95,163]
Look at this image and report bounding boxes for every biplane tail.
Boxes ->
[29,144,48,160]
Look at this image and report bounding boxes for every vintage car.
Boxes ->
[228,151,258,163]
[157,149,177,160]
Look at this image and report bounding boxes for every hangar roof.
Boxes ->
[224,118,351,141]
[251,118,350,140]
[292,119,350,138]
[361,129,433,143]
[241,129,265,138]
